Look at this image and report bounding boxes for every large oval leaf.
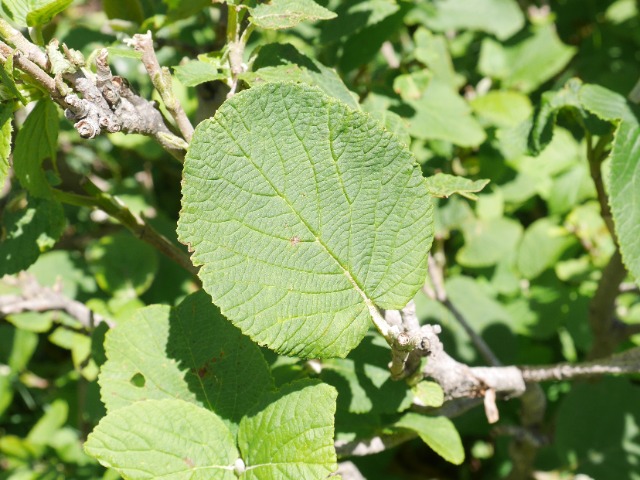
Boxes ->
[178,82,433,358]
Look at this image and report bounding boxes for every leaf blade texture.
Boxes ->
[238,380,338,479]
[610,121,640,284]
[98,291,274,435]
[424,173,489,200]
[13,99,58,198]
[85,399,238,480]
[395,413,464,465]
[178,82,434,358]
[250,0,336,30]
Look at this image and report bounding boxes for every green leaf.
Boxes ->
[409,0,524,41]
[173,61,226,87]
[28,250,97,299]
[178,82,434,358]
[26,0,72,26]
[1,54,27,105]
[457,217,522,268]
[0,326,38,416]
[319,0,400,43]
[1,325,38,372]
[27,399,68,449]
[609,121,640,284]
[2,0,70,27]
[471,91,533,128]
[413,28,464,89]
[393,70,432,101]
[250,0,336,30]
[243,43,359,110]
[412,381,444,408]
[402,79,486,147]
[85,399,239,480]
[425,173,490,200]
[238,380,337,479]
[99,292,274,435]
[13,99,58,198]
[0,104,11,190]
[0,195,65,276]
[529,78,584,154]
[516,218,574,280]
[103,0,145,23]
[479,26,576,93]
[86,233,158,298]
[395,413,464,465]
[337,5,407,72]
[579,83,640,124]
[320,334,413,414]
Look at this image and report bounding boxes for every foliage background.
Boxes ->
[1,0,640,479]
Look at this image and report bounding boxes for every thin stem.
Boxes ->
[426,254,501,367]
[130,32,194,143]
[52,186,199,279]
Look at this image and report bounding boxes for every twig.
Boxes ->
[522,346,640,381]
[52,184,199,279]
[130,32,194,142]
[0,41,64,103]
[426,254,501,367]
[0,274,113,328]
[0,29,187,161]
[0,19,47,68]
[335,431,416,458]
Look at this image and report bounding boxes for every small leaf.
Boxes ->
[402,79,486,147]
[250,0,336,30]
[103,0,145,23]
[319,0,400,43]
[13,99,58,198]
[238,380,337,479]
[457,217,522,268]
[516,218,574,280]
[609,121,640,284]
[425,173,490,200]
[27,399,68,449]
[0,195,65,276]
[412,381,444,408]
[529,78,584,154]
[471,91,533,128]
[85,399,239,480]
[178,82,434,358]
[413,27,464,88]
[479,26,576,93]
[173,60,226,87]
[26,0,72,26]
[86,233,158,298]
[1,54,27,105]
[579,83,640,124]
[408,0,524,41]
[396,413,464,464]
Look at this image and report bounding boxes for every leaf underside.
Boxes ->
[178,82,434,358]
